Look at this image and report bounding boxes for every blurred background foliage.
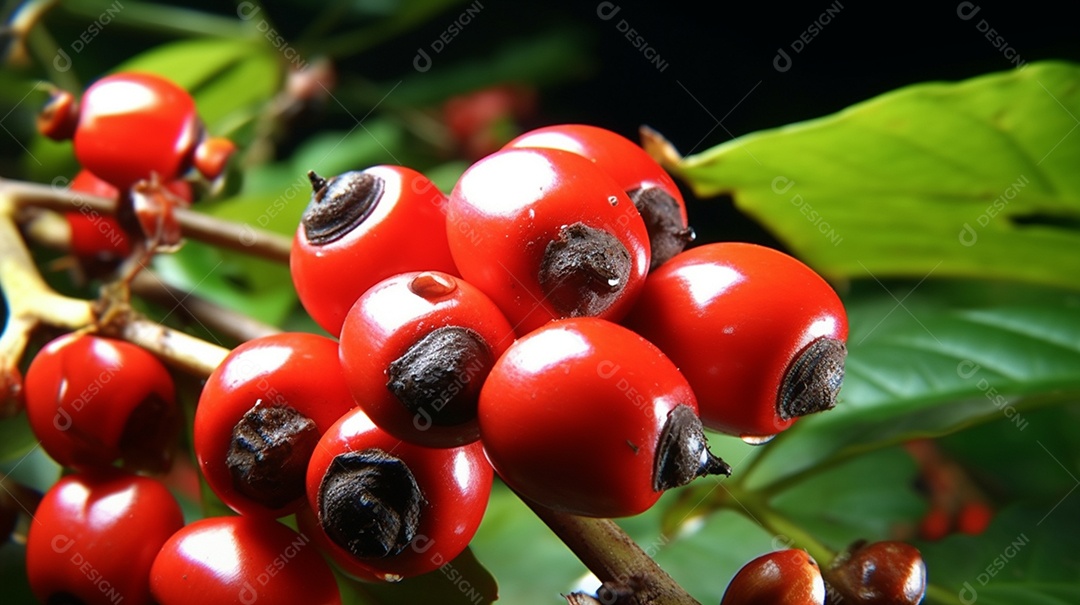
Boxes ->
[2,1,1080,604]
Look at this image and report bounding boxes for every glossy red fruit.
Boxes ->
[290,165,458,336]
[150,516,341,605]
[195,332,356,518]
[65,169,194,261]
[26,469,184,605]
[625,242,848,441]
[506,124,691,269]
[24,333,179,472]
[301,407,492,581]
[824,541,927,605]
[447,147,651,336]
[339,271,515,447]
[478,317,728,518]
[720,549,825,605]
[73,72,203,189]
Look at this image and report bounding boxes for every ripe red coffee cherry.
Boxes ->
[505,124,691,269]
[65,169,194,262]
[150,516,342,605]
[24,333,179,472]
[478,317,729,518]
[26,468,184,605]
[447,147,651,335]
[301,407,492,581]
[290,165,458,336]
[339,271,515,447]
[824,541,927,605]
[72,72,205,189]
[194,332,356,517]
[720,549,825,605]
[625,242,848,441]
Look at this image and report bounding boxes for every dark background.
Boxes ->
[7,0,1079,246]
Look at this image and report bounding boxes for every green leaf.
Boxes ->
[468,483,590,602]
[674,61,1080,290]
[113,38,281,132]
[741,284,1080,491]
[0,414,38,463]
[151,241,296,328]
[918,497,1080,605]
[340,547,498,605]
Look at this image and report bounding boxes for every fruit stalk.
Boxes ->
[524,497,702,605]
[0,178,291,263]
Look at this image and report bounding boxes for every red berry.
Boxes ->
[301,407,492,581]
[290,166,458,336]
[506,124,691,268]
[446,147,651,335]
[24,333,179,472]
[194,332,356,517]
[65,169,194,261]
[956,501,993,536]
[26,468,184,605]
[339,271,515,447]
[478,317,728,518]
[721,549,825,605]
[918,505,952,541]
[824,541,927,605]
[625,242,848,441]
[150,516,341,605]
[73,72,203,189]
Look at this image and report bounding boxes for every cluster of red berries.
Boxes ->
[18,69,864,603]
[41,72,234,262]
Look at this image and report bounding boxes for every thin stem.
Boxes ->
[1,195,229,384]
[129,272,280,343]
[523,496,701,605]
[0,178,292,264]
[721,483,836,567]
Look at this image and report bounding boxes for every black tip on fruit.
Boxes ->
[301,171,384,246]
[778,337,847,420]
[227,403,318,509]
[654,405,731,492]
[119,394,179,474]
[628,187,693,270]
[539,222,632,318]
[318,449,425,559]
[307,170,327,192]
[387,325,493,427]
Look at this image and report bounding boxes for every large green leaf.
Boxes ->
[673,61,1080,289]
[741,285,1080,491]
[113,38,281,132]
